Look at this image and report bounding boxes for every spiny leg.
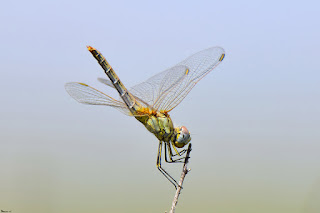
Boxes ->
[171,142,187,157]
[164,142,173,163]
[157,141,179,189]
[164,142,187,163]
[157,141,178,188]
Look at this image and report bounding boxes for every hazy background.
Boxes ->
[1,0,320,212]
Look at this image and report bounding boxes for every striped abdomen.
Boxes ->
[87,46,176,142]
[87,46,141,113]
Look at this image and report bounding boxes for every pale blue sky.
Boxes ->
[1,0,320,212]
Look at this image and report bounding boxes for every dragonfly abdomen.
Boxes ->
[87,46,141,113]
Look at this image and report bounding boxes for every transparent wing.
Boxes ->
[130,47,225,112]
[97,78,114,88]
[129,65,188,111]
[97,77,160,111]
[65,82,132,116]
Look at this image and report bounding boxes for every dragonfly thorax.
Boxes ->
[137,112,191,148]
[137,113,175,142]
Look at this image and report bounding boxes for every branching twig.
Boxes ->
[169,143,192,213]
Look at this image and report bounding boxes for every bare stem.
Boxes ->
[169,143,192,213]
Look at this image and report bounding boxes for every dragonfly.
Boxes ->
[65,46,225,189]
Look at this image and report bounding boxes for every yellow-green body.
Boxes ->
[69,45,198,189]
[136,112,175,143]
[87,46,176,143]
[68,45,225,189]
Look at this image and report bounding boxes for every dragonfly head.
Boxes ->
[174,126,191,148]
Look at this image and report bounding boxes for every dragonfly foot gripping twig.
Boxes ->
[169,143,192,213]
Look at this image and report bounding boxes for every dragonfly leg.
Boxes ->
[164,142,172,162]
[171,142,187,156]
[157,141,180,189]
[164,142,174,163]
[164,142,186,163]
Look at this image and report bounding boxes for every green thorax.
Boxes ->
[135,112,175,142]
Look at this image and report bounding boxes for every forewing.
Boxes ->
[129,65,189,111]
[65,82,132,116]
[97,77,115,88]
[130,47,225,112]
[97,78,153,112]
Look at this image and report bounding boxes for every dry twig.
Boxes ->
[169,143,192,213]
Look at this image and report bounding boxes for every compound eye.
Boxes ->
[175,126,191,148]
